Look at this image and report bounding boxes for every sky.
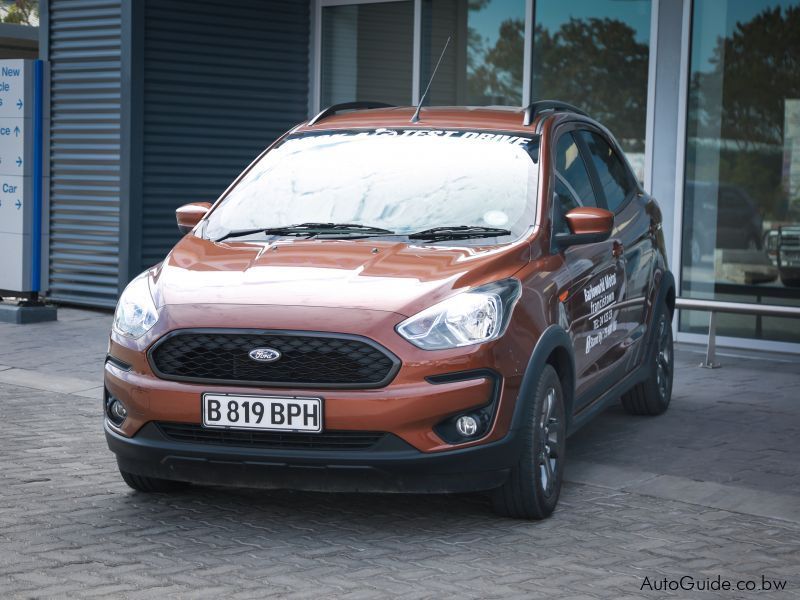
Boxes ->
[692,0,799,71]
[468,0,526,48]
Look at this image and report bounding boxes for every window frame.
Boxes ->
[575,126,641,215]
[548,123,604,244]
[549,128,600,238]
[311,0,535,114]
[548,120,641,253]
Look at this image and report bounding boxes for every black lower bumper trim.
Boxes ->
[106,422,520,494]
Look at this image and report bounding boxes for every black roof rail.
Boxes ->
[307,101,395,126]
[522,100,588,126]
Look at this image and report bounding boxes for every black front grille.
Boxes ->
[148,330,399,388]
[158,423,385,450]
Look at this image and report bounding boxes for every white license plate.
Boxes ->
[202,394,322,432]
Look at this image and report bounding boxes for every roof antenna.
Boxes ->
[411,36,451,123]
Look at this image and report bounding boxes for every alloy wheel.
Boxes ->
[537,387,561,497]
[655,317,672,401]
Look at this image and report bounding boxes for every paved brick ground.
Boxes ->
[0,308,110,381]
[0,309,799,599]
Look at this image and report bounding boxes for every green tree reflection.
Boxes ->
[688,5,800,218]
[532,18,649,151]
[691,5,800,148]
[466,14,649,149]
[468,17,524,105]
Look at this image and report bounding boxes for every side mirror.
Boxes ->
[176,202,212,234]
[555,207,614,248]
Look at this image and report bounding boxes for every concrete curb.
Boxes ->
[567,460,800,525]
[0,365,100,396]
[0,304,58,324]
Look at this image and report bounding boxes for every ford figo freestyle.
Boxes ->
[105,102,675,519]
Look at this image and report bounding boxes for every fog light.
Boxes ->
[456,415,478,437]
[110,399,127,421]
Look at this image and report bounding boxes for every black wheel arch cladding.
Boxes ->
[512,325,576,432]
[513,270,675,433]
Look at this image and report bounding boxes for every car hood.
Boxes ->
[151,235,530,317]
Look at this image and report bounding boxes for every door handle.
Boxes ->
[612,241,624,258]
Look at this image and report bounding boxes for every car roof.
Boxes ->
[295,105,591,134]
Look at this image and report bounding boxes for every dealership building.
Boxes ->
[22,0,800,351]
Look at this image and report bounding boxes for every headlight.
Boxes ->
[112,272,159,338]
[397,279,521,350]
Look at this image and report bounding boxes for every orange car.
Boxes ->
[105,102,675,519]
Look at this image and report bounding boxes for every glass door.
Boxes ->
[681,0,800,345]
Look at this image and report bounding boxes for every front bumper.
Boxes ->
[107,420,520,493]
[105,303,532,491]
[105,360,506,453]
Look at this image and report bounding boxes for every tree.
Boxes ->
[687,5,800,218]
[468,18,524,105]
[532,18,650,151]
[466,15,650,148]
[690,5,800,148]
[0,0,38,25]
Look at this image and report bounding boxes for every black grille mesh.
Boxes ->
[158,423,385,450]
[149,331,397,387]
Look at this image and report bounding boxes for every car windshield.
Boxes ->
[203,129,539,243]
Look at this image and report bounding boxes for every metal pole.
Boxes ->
[31,59,43,297]
[674,297,799,368]
[700,311,720,369]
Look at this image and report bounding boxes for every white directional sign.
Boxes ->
[0,60,26,118]
[0,120,24,173]
[0,174,24,233]
[0,59,37,292]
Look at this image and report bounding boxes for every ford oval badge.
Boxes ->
[248,347,282,363]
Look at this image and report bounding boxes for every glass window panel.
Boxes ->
[681,0,800,345]
[556,133,596,206]
[532,0,651,181]
[204,131,539,240]
[579,131,635,212]
[554,132,597,233]
[321,2,414,107]
[420,0,526,106]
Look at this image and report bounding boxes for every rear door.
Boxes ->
[551,129,626,407]
[577,129,654,372]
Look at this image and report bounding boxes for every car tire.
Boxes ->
[118,464,188,493]
[491,364,565,520]
[621,309,673,416]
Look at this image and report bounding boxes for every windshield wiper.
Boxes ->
[407,225,512,240]
[214,222,395,242]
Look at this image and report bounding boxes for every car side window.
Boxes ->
[578,131,635,212]
[553,133,597,234]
